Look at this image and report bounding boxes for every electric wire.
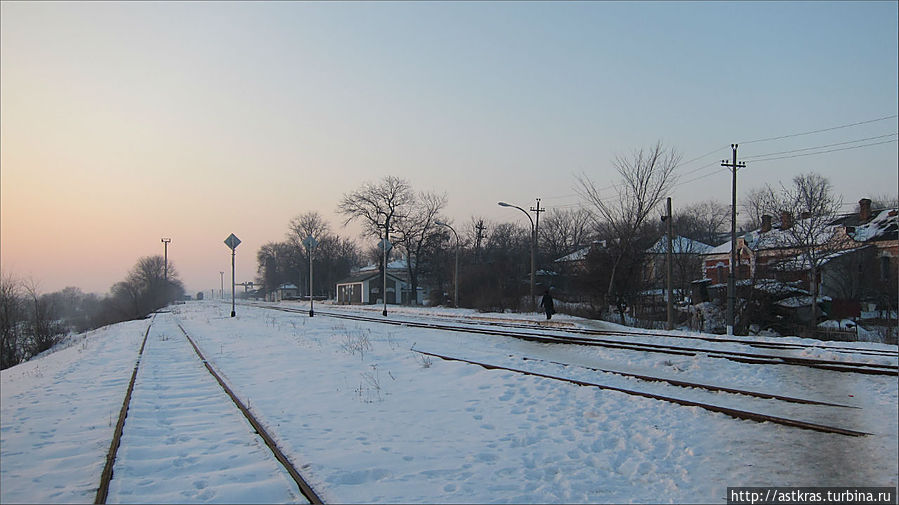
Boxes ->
[746,138,898,163]
[738,114,898,145]
[540,114,897,211]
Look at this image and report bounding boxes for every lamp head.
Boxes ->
[497,202,511,207]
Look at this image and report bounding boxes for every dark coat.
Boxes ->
[540,292,555,315]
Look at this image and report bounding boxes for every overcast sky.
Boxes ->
[2,1,897,295]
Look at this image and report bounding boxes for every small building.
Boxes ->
[268,283,299,302]
[336,271,408,305]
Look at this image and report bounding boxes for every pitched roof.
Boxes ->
[554,241,608,263]
[336,271,405,285]
[555,246,592,263]
[646,235,713,254]
[706,207,898,256]
[846,208,898,242]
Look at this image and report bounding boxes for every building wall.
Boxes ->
[336,283,363,304]
[369,277,399,304]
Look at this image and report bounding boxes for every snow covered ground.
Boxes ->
[2,301,897,504]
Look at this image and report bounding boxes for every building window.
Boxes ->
[881,256,891,281]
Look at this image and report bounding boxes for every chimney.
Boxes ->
[761,214,772,233]
[780,211,793,230]
[859,198,872,222]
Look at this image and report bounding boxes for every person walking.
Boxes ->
[539,289,555,320]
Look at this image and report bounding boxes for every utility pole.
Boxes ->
[530,198,545,308]
[665,197,674,330]
[380,223,392,317]
[721,144,745,335]
[161,238,171,280]
[303,235,318,317]
[220,271,224,299]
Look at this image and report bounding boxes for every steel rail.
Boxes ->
[254,304,896,377]
[512,355,857,408]
[411,349,870,438]
[449,314,898,358]
[174,321,324,505]
[95,317,154,504]
[312,304,896,357]
[341,312,897,374]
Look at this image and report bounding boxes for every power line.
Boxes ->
[545,115,897,211]
[747,138,898,163]
[743,133,898,160]
[738,114,898,145]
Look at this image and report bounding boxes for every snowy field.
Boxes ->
[2,300,897,504]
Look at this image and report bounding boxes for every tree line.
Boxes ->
[252,143,733,313]
[255,140,895,340]
[1,255,184,370]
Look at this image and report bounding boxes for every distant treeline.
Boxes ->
[1,255,184,370]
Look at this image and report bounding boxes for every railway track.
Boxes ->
[511,354,856,407]
[248,303,897,377]
[436,315,898,358]
[95,316,154,504]
[410,348,871,438]
[95,313,323,504]
[288,303,896,358]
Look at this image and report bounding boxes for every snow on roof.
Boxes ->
[772,245,873,272]
[555,246,591,263]
[848,208,898,242]
[706,207,898,256]
[337,270,406,285]
[646,235,713,255]
[358,259,408,272]
[706,221,841,255]
[775,294,832,309]
[751,278,808,296]
[553,241,609,263]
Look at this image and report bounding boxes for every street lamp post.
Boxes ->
[161,238,171,280]
[379,228,392,317]
[435,220,460,308]
[498,201,536,311]
[220,271,224,299]
[303,235,318,317]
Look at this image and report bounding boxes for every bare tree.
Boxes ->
[23,280,64,357]
[675,200,730,246]
[288,211,331,245]
[538,208,595,264]
[742,186,779,231]
[337,176,414,242]
[282,211,362,298]
[465,217,490,264]
[0,273,25,369]
[257,241,288,296]
[393,191,448,304]
[865,194,899,212]
[771,173,844,332]
[465,222,530,311]
[111,256,184,319]
[576,141,681,320]
[338,176,415,303]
